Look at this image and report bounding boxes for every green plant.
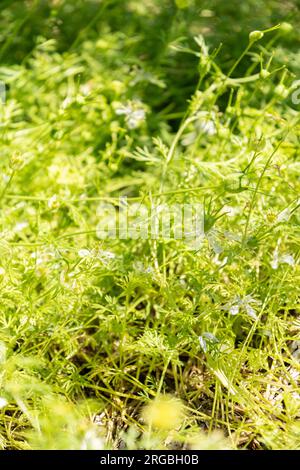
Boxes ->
[0,0,299,450]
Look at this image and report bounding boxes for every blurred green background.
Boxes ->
[1,0,299,111]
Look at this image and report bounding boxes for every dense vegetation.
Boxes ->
[0,0,299,450]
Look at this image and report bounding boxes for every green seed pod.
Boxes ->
[259,69,270,79]
[226,106,235,116]
[251,137,266,151]
[275,84,289,99]
[219,127,230,138]
[280,22,293,34]
[249,30,264,43]
[9,152,24,170]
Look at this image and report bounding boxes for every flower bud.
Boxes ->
[249,30,264,43]
[260,69,270,79]
[47,194,60,210]
[275,84,289,99]
[280,22,292,34]
[219,127,230,138]
[9,152,24,170]
[226,106,235,115]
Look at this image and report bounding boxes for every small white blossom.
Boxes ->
[0,397,8,409]
[31,249,56,267]
[13,221,28,232]
[223,230,241,242]
[271,245,295,269]
[78,249,92,258]
[2,174,10,183]
[197,111,217,136]
[206,229,223,254]
[229,304,240,316]
[60,270,77,289]
[223,295,261,320]
[276,207,291,223]
[61,96,73,109]
[127,109,146,129]
[80,429,104,450]
[270,247,279,270]
[115,105,132,116]
[212,254,228,266]
[134,261,153,274]
[80,83,92,96]
[289,340,300,361]
[20,315,29,327]
[280,254,295,266]
[115,102,146,129]
[78,248,115,262]
[98,250,115,260]
[222,205,239,217]
[199,336,207,352]
[47,194,59,210]
[199,118,216,136]
[0,342,7,363]
[199,332,219,352]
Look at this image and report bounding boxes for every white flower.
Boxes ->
[115,101,146,129]
[20,315,29,327]
[61,96,73,109]
[276,207,291,223]
[115,105,132,116]
[222,205,239,217]
[223,295,261,320]
[0,397,8,409]
[13,221,28,232]
[212,254,228,266]
[206,229,223,254]
[60,270,77,289]
[229,304,240,315]
[80,83,92,96]
[199,332,219,353]
[199,336,206,352]
[127,109,146,129]
[80,429,103,450]
[271,244,295,269]
[223,230,241,242]
[31,253,43,266]
[31,249,56,266]
[280,254,295,266]
[97,250,115,260]
[2,174,10,183]
[199,118,216,136]
[270,247,279,270]
[47,194,59,210]
[0,267,5,276]
[0,342,7,363]
[78,249,92,258]
[289,340,300,361]
[134,261,153,274]
[196,111,217,136]
[78,248,115,262]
